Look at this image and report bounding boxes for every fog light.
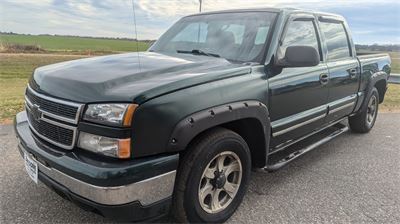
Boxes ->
[78,132,131,159]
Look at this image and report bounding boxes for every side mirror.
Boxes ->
[276,46,320,67]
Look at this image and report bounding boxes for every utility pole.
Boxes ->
[199,0,202,12]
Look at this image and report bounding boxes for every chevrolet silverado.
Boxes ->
[14,7,391,223]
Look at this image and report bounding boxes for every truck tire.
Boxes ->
[172,127,251,223]
[349,87,379,133]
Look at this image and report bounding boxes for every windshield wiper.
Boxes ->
[177,49,220,58]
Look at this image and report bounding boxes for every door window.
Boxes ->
[319,22,351,61]
[279,20,320,61]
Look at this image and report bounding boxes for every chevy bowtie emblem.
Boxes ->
[31,104,42,122]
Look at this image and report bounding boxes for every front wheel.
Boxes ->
[349,87,379,133]
[172,128,251,223]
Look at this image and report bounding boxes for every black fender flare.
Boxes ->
[166,101,271,154]
[356,71,388,113]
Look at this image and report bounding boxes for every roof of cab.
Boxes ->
[184,7,344,20]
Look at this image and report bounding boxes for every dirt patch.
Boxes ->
[0,43,46,53]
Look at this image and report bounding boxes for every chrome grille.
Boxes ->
[26,90,78,119]
[25,86,83,149]
[27,111,74,146]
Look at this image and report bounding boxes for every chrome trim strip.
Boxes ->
[271,105,326,129]
[273,113,326,137]
[26,85,84,125]
[271,94,358,137]
[327,94,357,109]
[25,103,77,150]
[329,102,355,114]
[25,95,33,107]
[20,145,176,206]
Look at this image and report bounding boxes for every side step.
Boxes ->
[262,124,349,172]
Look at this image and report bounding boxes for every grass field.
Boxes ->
[0,34,150,53]
[0,54,87,123]
[388,52,400,73]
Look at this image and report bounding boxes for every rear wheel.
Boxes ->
[172,127,251,223]
[349,87,379,133]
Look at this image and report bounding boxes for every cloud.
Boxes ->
[1,0,399,44]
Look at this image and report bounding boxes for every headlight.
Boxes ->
[83,104,137,127]
[78,132,131,158]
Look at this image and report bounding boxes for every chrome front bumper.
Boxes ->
[18,144,176,205]
[15,111,178,207]
[18,143,176,206]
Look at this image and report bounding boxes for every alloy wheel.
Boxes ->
[366,95,377,126]
[198,151,242,214]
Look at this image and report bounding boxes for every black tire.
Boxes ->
[172,127,251,223]
[349,87,379,133]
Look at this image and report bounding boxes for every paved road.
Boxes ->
[1,114,399,223]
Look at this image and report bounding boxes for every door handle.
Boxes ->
[319,73,329,85]
[349,68,357,78]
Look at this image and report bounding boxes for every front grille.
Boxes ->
[25,86,83,149]
[27,111,74,146]
[26,89,78,119]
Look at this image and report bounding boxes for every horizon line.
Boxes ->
[1,31,399,46]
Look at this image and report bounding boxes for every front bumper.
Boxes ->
[14,111,179,221]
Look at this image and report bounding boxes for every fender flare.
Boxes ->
[357,71,388,113]
[166,101,271,154]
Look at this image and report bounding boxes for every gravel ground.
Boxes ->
[1,113,399,223]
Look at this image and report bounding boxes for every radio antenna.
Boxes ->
[131,0,141,71]
[199,0,203,12]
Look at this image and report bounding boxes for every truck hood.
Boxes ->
[31,52,252,104]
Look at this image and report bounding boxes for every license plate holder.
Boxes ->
[24,150,38,184]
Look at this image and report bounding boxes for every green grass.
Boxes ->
[388,52,400,73]
[0,34,150,53]
[381,84,400,112]
[0,54,87,123]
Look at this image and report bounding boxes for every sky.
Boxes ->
[1,0,399,44]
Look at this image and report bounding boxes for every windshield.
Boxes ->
[150,12,277,63]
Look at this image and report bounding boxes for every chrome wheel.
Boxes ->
[198,151,242,214]
[366,95,377,126]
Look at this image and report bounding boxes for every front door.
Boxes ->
[268,15,329,150]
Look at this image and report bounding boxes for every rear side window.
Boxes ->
[319,22,351,61]
[279,20,320,60]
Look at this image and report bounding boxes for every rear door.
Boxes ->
[318,17,360,122]
[269,14,329,149]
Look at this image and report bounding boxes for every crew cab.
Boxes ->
[14,8,391,223]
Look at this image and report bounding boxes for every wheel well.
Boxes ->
[220,118,267,168]
[374,79,387,103]
[180,118,268,169]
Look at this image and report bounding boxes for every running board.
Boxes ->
[262,125,349,172]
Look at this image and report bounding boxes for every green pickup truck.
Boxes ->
[14,7,391,223]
